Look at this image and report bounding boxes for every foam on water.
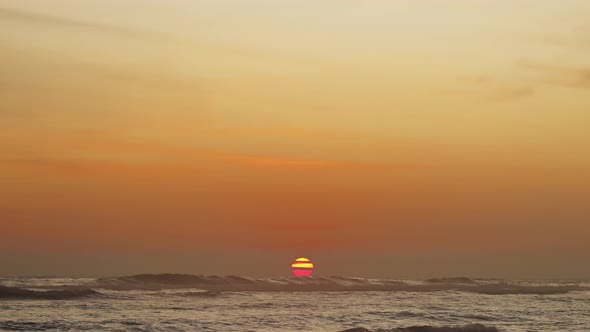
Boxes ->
[0,285,102,300]
[88,274,585,295]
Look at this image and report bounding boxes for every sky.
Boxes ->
[1,0,589,278]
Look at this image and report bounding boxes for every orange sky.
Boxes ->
[1,0,589,278]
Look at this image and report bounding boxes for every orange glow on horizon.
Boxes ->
[1,0,590,278]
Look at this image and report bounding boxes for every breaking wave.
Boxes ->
[0,320,73,331]
[426,277,479,284]
[180,290,223,298]
[91,274,584,295]
[340,324,499,332]
[3,275,584,299]
[0,285,101,300]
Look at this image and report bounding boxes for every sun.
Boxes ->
[291,257,314,277]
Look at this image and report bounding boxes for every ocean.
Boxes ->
[1,275,588,331]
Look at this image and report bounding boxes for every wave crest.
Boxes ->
[426,277,479,284]
[341,324,499,332]
[91,274,583,295]
[0,285,101,300]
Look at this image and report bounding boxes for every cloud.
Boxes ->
[0,7,150,38]
[518,59,590,90]
[542,25,590,50]
[0,136,398,175]
[441,76,535,103]
[526,26,590,90]
[487,86,535,102]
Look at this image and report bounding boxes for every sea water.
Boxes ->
[1,275,589,331]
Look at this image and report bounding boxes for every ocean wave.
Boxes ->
[341,324,499,332]
[0,320,71,331]
[426,277,479,285]
[0,285,101,300]
[0,321,498,332]
[177,290,221,298]
[90,274,584,295]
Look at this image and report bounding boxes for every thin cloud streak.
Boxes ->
[0,137,407,173]
[0,7,154,39]
[519,60,590,90]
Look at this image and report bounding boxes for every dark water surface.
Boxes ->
[1,275,588,331]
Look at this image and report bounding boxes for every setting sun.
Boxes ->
[291,257,314,277]
[0,1,589,330]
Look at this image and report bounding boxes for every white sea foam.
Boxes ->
[88,274,586,295]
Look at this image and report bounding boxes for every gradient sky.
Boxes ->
[1,0,589,278]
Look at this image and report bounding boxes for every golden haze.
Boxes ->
[1,0,589,278]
